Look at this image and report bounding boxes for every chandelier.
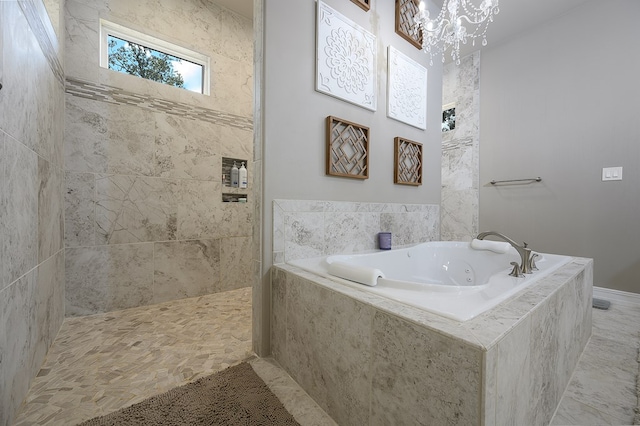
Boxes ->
[413,0,499,65]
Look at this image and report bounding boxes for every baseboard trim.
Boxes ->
[593,286,640,307]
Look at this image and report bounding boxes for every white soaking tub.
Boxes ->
[288,241,572,321]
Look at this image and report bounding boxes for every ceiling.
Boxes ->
[455,0,590,59]
[210,0,592,56]
[212,0,253,19]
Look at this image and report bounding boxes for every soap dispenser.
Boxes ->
[231,161,239,188]
[239,162,247,189]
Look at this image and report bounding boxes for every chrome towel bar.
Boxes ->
[490,177,542,185]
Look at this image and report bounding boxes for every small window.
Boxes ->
[100,20,210,95]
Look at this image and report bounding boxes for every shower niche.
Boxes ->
[222,157,249,203]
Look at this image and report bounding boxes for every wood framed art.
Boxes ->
[395,0,422,49]
[394,137,423,185]
[326,116,370,179]
[351,0,370,11]
[316,1,377,111]
[387,45,428,129]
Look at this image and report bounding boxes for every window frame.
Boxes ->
[99,19,211,95]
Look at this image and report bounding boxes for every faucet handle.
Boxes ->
[529,253,539,271]
[509,262,524,278]
[523,242,529,248]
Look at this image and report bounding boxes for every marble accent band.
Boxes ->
[18,0,64,86]
[65,78,253,132]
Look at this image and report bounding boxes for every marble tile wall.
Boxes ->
[272,199,440,263]
[441,51,480,241]
[0,1,66,425]
[63,0,254,316]
[271,257,592,424]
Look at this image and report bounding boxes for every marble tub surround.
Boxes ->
[273,199,440,263]
[441,51,480,242]
[0,1,66,424]
[63,0,254,315]
[271,257,592,425]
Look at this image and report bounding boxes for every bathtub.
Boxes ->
[287,241,572,321]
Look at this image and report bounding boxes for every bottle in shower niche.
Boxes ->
[231,161,239,188]
[239,162,247,189]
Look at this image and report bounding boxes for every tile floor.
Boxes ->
[12,287,640,426]
[551,298,640,425]
[13,287,334,426]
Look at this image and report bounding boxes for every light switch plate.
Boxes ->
[602,166,623,181]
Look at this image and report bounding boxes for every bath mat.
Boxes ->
[77,362,300,426]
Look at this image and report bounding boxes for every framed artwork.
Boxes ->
[387,45,427,129]
[316,1,377,111]
[326,116,370,179]
[351,0,370,11]
[394,137,423,186]
[395,0,422,49]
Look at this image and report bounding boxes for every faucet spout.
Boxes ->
[476,231,533,274]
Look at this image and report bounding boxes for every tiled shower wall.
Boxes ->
[273,199,440,263]
[64,0,254,315]
[0,1,65,424]
[441,51,480,241]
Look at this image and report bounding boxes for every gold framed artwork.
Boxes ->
[326,116,370,179]
[394,137,423,185]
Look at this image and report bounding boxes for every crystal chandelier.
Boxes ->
[413,0,499,65]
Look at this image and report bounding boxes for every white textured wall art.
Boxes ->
[387,45,427,129]
[316,1,377,111]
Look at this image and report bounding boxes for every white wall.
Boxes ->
[258,0,443,353]
[479,0,640,292]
